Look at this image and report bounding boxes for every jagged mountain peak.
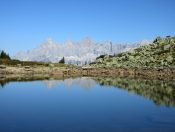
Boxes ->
[14,38,139,64]
[38,38,58,49]
[46,38,54,44]
[81,37,94,46]
[64,39,74,47]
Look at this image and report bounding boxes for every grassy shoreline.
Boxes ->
[1,64,175,80]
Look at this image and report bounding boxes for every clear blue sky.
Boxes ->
[0,0,175,55]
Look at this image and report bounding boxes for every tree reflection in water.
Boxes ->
[93,77,175,107]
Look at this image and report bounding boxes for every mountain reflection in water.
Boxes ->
[43,77,96,89]
[0,76,175,106]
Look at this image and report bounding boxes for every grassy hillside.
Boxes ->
[90,36,175,69]
[0,59,69,67]
[0,50,69,67]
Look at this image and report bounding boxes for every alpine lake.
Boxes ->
[0,75,175,132]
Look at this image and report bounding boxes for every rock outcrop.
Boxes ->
[90,36,175,69]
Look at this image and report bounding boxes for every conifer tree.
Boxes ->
[59,57,65,64]
[0,50,11,60]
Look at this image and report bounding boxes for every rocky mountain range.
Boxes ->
[90,36,175,68]
[14,37,147,65]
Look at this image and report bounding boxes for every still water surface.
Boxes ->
[0,77,175,132]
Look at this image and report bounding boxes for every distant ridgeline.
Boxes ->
[90,36,175,69]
